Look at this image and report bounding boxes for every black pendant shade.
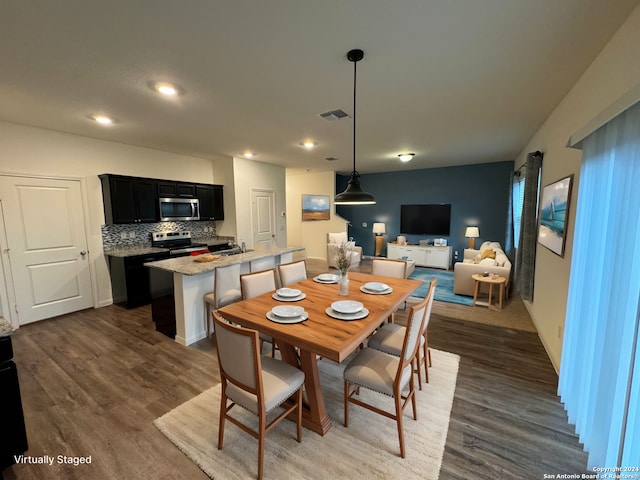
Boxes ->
[334,49,376,205]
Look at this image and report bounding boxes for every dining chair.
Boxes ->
[204,263,242,337]
[371,258,408,279]
[343,295,428,458]
[212,312,304,480]
[416,278,437,387]
[371,258,409,323]
[240,268,278,356]
[367,279,437,390]
[277,259,307,287]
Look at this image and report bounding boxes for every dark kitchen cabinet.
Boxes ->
[109,251,171,308]
[196,184,224,221]
[0,335,28,473]
[157,181,196,198]
[100,174,158,224]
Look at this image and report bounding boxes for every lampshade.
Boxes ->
[465,226,479,238]
[334,49,376,206]
[372,222,386,234]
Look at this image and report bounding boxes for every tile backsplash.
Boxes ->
[101,221,222,248]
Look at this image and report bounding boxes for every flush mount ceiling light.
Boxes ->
[334,49,376,206]
[300,141,316,150]
[150,81,185,96]
[88,114,116,125]
[398,153,415,162]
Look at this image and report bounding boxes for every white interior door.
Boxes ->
[251,188,276,250]
[0,176,93,325]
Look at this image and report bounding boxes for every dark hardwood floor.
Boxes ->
[4,258,588,479]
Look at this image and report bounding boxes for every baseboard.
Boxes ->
[522,299,560,374]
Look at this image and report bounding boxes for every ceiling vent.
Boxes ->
[324,156,339,162]
[317,109,349,121]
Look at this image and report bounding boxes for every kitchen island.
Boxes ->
[145,246,304,345]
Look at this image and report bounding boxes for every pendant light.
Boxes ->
[334,49,376,205]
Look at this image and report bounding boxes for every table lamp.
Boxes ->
[465,226,479,249]
[372,223,386,256]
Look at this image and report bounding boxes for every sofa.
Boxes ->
[326,232,363,269]
[453,241,511,296]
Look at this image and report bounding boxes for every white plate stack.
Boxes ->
[266,305,308,323]
[325,300,369,321]
[360,281,393,294]
[313,273,339,284]
[272,288,306,302]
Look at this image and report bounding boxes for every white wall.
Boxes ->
[514,4,640,370]
[210,156,237,239]
[286,170,350,259]
[232,157,287,249]
[0,121,229,309]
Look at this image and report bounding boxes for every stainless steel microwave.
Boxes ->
[158,197,200,221]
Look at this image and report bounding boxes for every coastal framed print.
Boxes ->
[302,194,330,221]
[538,174,573,257]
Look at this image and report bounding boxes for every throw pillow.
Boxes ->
[481,249,496,260]
[495,253,508,267]
[479,258,497,266]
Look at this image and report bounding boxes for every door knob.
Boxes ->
[80,251,87,256]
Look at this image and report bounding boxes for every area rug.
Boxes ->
[409,268,473,306]
[154,349,459,480]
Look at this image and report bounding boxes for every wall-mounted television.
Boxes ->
[400,204,451,235]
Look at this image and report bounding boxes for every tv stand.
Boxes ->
[387,243,452,270]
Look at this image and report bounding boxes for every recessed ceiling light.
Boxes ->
[151,81,184,96]
[89,114,116,125]
[300,141,316,150]
[398,153,415,162]
[243,152,255,158]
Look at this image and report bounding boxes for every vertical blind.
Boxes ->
[559,100,640,469]
[512,174,526,248]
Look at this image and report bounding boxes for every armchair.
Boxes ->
[326,232,362,269]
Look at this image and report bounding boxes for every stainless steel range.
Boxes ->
[151,231,208,255]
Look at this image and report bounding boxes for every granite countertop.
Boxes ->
[103,245,170,257]
[144,246,304,276]
[0,317,16,337]
[103,237,232,258]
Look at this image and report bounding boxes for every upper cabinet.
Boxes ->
[196,184,224,221]
[157,181,196,198]
[100,174,224,224]
[100,174,157,224]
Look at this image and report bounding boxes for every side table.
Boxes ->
[472,273,507,311]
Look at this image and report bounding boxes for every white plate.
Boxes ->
[271,305,305,318]
[364,281,389,292]
[313,275,338,284]
[266,311,308,324]
[272,292,306,302]
[325,307,369,321]
[331,300,363,314]
[360,285,393,295]
[276,288,301,298]
[318,273,339,282]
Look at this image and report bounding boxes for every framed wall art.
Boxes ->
[302,194,330,221]
[538,174,574,257]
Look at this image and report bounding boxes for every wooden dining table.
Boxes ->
[216,271,422,435]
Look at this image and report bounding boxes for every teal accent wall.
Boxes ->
[336,161,514,259]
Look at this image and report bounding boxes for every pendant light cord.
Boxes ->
[352,55,357,175]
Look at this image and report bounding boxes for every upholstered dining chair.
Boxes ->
[367,278,437,390]
[240,268,278,356]
[371,258,408,278]
[204,263,242,338]
[371,258,409,323]
[277,259,307,287]
[212,312,304,480]
[343,295,428,458]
